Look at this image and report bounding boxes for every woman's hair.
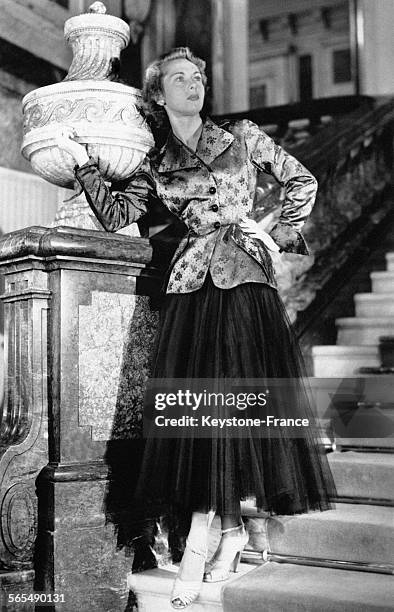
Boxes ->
[142,47,209,133]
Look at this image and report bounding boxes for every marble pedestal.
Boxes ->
[0,226,163,610]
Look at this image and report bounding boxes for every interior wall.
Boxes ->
[359,0,394,96]
[249,0,354,107]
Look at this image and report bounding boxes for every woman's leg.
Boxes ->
[171,509,215,608]
[177,510,216,580]
[204,504,248,583]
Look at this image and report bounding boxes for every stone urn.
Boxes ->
[21,1,154,189]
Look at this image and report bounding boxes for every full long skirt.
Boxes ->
[132,274,336,522]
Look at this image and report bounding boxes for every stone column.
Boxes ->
[357,0,394,96]
[0,226,163,610]
[211,0,249,114]
[141,0,176,70]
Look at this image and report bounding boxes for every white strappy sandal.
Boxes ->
[203,523,249,583]
[171,546,206,609]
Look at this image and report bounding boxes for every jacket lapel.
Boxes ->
[195,117,234,167]
[157,117,234,173]
[157,132,200,173]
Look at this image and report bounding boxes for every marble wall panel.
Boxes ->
[78,290,136,438]
[78,289,158,442]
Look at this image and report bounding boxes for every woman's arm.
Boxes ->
[243,119,318,255]
[74,157,155,232]
[56,128,156,233]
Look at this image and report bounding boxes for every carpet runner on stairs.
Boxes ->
[241,502,394,568]
[128,561,394,611]
[127,497,394,610]
[327,451,394,502]
[222,563,394,612]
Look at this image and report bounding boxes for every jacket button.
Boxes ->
[211,204,219,212]
[214,221,221,229]
[209,186,216,194]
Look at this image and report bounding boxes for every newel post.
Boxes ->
[0,226,162,610]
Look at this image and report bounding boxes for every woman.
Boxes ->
[56,47,336,610]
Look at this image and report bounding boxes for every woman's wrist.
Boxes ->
[54,128,90,166]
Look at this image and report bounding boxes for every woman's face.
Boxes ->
[159,58,205,118]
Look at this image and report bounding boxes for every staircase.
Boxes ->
[128,499,394,611]
[128,253,394,611]
[312,252,394,378]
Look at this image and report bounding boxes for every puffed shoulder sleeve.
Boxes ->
[74,155,156,232]
[243,119,317,255]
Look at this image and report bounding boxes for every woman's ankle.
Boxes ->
[221,513,242,531]
[222,524,244,534]
[185,510,216,554]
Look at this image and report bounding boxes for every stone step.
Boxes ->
[336,437,394,450]
[312,345,380,376]
[310,375,394,416]
[380,336,394,367]
[328,451,394,502]
[386,252,394,271]
[127,560,394,612]
[322,378,394,443]
[242,502,394,567]
[127,499,394,611]
[354,293,394,317]
[336,317,394,345]
[222,562,394,612]
[332,404,394,447]
[127,563,256,612]
[370,271,394,293]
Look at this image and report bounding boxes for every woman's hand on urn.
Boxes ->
[239,218,280,252]
[54,126,90,167]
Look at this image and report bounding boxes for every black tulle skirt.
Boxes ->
[132,274,336,521]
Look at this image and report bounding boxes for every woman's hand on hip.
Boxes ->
[54,126,90,166]
[239,218,281,252]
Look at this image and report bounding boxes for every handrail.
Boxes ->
[214,95,375,135]
[293,97,394,177]
[253,97,394,217]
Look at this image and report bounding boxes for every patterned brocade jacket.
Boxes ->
[75,118,318,293]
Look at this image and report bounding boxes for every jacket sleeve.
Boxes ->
[243,119,317,255]
[74,155,156,232]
